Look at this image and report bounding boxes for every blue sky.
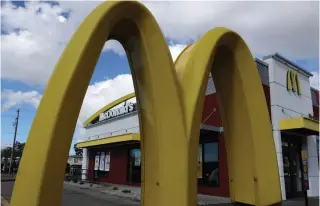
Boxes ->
[1,1,319,154]
[1,49,132,153]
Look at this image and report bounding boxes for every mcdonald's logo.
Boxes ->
[287,70,302,95]
[10,1,282,206]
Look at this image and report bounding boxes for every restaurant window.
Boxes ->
[127,148,141,183]
[93,152,110,180]
[198,142,219,187]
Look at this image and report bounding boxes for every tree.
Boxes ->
[73,144,83,156]
[1,147,12,172]
[1,142,26,173]
[15,141,25,158]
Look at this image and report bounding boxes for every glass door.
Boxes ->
[282,135,304,198]
[127,148,141,183]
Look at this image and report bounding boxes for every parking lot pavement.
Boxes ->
[2,180,319,206]
[1,181,139,206]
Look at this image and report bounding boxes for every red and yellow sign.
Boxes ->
[301,150,309,190]
[287,70,302,95]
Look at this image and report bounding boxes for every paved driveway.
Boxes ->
[1,181,139,206]
[2,180,319,206]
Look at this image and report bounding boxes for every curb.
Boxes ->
[1,196,10,206]
[1,179,15,182]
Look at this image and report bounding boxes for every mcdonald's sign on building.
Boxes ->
[286,70,302,95]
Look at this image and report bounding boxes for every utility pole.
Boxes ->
[9,109,20,174]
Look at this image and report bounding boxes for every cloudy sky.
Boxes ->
[1,0,319,153]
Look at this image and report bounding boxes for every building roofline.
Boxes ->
[263,53,313,77]
[83,92,136,127]
[311,87,319,92]
[255,58,269,67]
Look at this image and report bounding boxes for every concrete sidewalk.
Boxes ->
[1,196,10,206]
[67,181,320,206]
[1,181,139,206]
[1,174,16,182]
[67,181,232,205]
[2,179,319,206]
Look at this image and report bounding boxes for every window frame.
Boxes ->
[93,151,110,179]
[198,133,219,187]
[127,145,142,184]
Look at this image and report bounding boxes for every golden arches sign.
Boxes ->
[10,1,282,206]
[287,70,302,95]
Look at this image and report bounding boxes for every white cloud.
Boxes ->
[143,1,319,59]
[78,74,134,126]
[102,40,126,56]
[1,1,318,86]
[1,90,42,111]
[169,44,188,61]
[310,71,320,90]
[1,74,135,141]
[75,74,135,141]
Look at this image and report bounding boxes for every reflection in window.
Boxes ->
[128,148,141,183]
[204,143,218,162]
[198,142,219,187]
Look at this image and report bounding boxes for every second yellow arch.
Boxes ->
[175,28,282,205]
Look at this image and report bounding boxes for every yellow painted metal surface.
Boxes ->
[175,28,282,205]
[10,1,187,206]
[76,133,140,148]
[286,70,302,95]
[83,92,135,127]
[280,117,319,134]
[10,1,282,206]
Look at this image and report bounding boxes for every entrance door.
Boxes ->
[281,134,304,198]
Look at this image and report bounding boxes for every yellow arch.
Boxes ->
[10,1,282,206]
[10,1,188,206]
[175,29,282,205]
[83,92,136,127]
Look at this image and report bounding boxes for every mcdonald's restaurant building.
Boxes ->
[76,53,319,200]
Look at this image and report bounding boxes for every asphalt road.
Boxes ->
[1,181,139,206]
[2,180,319,206]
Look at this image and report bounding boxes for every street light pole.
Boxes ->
[9,109,20,174]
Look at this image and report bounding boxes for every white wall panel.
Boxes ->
[270,106,312,130]
[82,112,140,141]
[271,60,312,99]
[307,177,319,197]
[264,55,317,199]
